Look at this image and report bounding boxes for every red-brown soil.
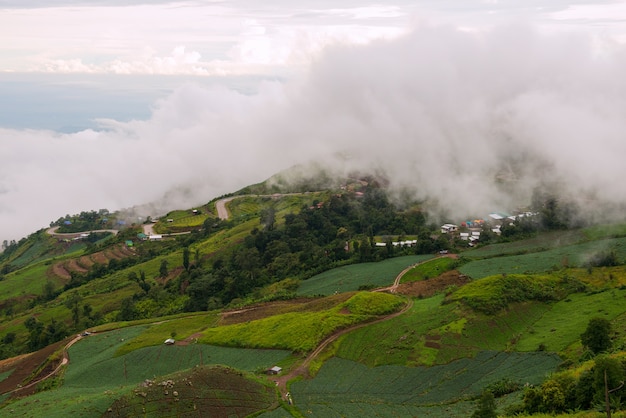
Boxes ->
[0,338,68,398]
[90,251,109,265]
[219,294,353,326]
[76,256,94,269]
[47,244,136,280]
[394,270,470,298]
[49,263,71,280]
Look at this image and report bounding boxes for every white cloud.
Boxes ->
[0,2,413,75]
[3,23,626,242]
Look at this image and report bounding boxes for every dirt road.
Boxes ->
[47,226,119,238]
[215,197,236,220]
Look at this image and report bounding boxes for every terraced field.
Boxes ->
[290,353,560,417]
[47,244,136,280]
[1,327,291,417]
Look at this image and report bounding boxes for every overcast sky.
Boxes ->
[2,1,626,242]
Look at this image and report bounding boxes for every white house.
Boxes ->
[441,224,458,234]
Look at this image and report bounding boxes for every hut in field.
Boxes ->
[267,366,282,375]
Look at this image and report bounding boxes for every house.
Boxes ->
[459,232,470,240]
[441,224,458,234]
[267,366,282,375]
[149,234,163,241]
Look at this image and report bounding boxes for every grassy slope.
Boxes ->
[6,205,626,417]
[298,255,434,296]
[199,292,405,352]
[2,326,291,417]
[291,353,560,418]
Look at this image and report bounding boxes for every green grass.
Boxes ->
[400,257,458,283]
[448,274,562,314]
[514,288,626,352]
[1,326,291,417]
[582,222,626,240]
[290,352,560,417]
[298,255,434,296]
[115,313,220,355]
[200,292,404,352]
[462,230,586,260]
[194,218,260,255]
[336,295,456,367]
[460,237,626,279]
[0,263,50,300]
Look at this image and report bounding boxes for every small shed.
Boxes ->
[267,366,282,375]
[164,338,175,345]
[441,224,458,234]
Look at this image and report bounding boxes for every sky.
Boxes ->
[2,0,626,242]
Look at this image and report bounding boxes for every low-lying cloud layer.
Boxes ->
[3,23,626,241]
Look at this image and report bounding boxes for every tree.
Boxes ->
[159,260,169,278]
[65,293,82,328]
[472,390,497,418]
[117,297,137,321]
[183,247,190,272]
[581,317,612,355]
[593,356,625,417]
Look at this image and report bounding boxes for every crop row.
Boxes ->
[292,351,560,407]
[298,255,434,296]
[460,236,626,279]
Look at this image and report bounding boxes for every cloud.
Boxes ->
[3,22,626,242]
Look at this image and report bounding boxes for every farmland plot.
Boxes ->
[463,230,585,260]
[291,352,560,417]
[107,365,276,418]
[298,255,434,296]
[460,236,626,279]
[2,327,290,417]
[514,288,626,352]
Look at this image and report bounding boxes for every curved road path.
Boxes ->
[270,255,444,399]
[47,226,119,238]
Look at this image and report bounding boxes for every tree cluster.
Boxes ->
[173,187,437,311]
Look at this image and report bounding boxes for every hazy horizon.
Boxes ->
[2,1,626,242]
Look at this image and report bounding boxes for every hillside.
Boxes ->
[2,176,626,416]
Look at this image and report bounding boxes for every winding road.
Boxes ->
[270,256,438,399]
[46,226,119,238]
[215,197,236,220]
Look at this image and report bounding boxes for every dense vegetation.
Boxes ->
[4,175,626,416]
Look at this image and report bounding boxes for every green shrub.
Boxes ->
[449,274,560,314]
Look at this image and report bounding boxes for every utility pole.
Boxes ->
[604,369,624,418]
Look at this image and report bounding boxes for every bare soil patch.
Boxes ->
[90,251,109,265]
[219,295,352,326]
[76,256,94,269]
[0,338,68,397]
[394,270,470,298]
[65,258,88,273]
[49,262,71,280]
[104,365,276,417]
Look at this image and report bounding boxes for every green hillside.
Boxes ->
[4,177,626,416]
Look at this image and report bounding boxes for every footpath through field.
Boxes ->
[270,255,452,400]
